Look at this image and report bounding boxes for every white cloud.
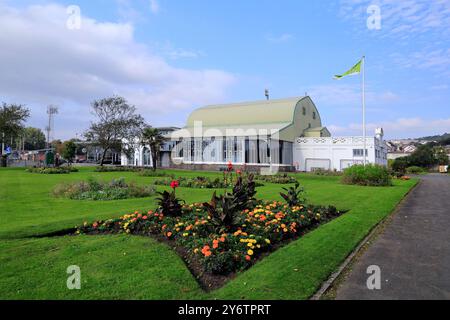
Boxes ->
[329,117,450,139]
[0,3,236,138]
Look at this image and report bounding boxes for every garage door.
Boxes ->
[305,159,330,172]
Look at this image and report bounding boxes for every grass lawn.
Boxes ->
[0,167,417,299]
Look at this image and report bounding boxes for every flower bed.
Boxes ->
[254,173,297,184]
[76,176,343,288]
[94,166,138,172]
[153,176,264,189]
[27,166,79,174]
[53,177,156,201]
[137,170,175,178]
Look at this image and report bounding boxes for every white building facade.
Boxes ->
[293,132,388,172]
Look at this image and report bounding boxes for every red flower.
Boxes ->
[236,170,242,175]
[170,180,179,189]
[245,255,251,261]
[142,215,148,220]
[227,161,233,171]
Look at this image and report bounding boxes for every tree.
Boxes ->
[62,140,77,164]
[84,96,145,166]
[141,127,166,171]
[408,144,437,168]
[434,146,449,166]
[22,127,46,150]
[0,103,30,156]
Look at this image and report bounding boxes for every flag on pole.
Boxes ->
[333,59,362,80]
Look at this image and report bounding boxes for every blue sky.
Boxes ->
[1,0,449,139]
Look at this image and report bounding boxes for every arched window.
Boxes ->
[313,111,316,120]
[143,147,151,166]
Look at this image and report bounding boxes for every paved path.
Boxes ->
[335,174,450,300]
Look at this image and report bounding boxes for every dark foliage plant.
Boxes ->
[280,181,306,207]
[156,190,184,217]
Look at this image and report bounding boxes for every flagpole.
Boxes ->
[362,55,366,166]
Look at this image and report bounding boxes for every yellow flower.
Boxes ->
[247,243,253,247]
[247,250,254,256]
[183,233,189,237]
[265,239,271,244]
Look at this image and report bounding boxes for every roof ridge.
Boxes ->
[197,96,306,111]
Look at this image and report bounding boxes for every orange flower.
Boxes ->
[201,245,212,256]
[245,255,251,261]
[219,237,226,243]
[167,232,172,237]
[213,240,219,249]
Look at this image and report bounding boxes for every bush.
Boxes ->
[342,164,392,186]
[53,177,156,200]
[94,166,139,172]
[27,166,79,174]
[406,166,426,174]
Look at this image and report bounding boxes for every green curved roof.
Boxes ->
[173,96,328,142]
[187,97,306,127]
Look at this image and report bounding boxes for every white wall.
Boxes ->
[293,136,388,172]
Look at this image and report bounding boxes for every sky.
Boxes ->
[0,0,449,140]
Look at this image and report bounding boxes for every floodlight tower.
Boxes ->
[45,105,58,149]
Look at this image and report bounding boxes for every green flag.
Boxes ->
[334,59,362,80]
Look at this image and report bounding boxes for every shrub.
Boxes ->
[156,190,184,217]
[341,164,392,186]
[406,166,426,174]
[27,166,78,174]
[53,177,156,200]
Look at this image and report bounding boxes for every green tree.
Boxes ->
[62,140,77,164]
[22,127,46,150]
[434,146,449,165]
[0,103,30,155]
[84,96,145,166]
[141,127,166,171]
[408,144,437,168]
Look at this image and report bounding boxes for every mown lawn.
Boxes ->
[0,167,417,299]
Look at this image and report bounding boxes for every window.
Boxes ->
[312,111,316,120]
[353,149,368,157]
[302,107,306,115]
